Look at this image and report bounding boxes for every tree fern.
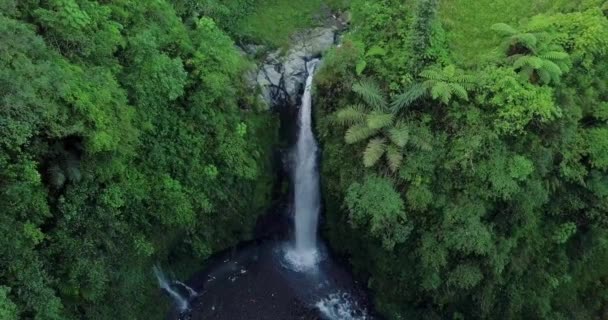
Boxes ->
[345,125,379,144]
[493,23,571,85]
[352,79,387,110]
[363,138,386,167]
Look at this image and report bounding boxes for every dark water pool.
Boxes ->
[167,239,376,320]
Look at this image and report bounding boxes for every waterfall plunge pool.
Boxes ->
[162,59,378,320]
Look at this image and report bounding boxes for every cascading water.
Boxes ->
[153,265,189,312]
[285,59,322,271]
[160,57,375,320]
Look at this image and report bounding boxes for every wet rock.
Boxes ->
[245,26,338,108]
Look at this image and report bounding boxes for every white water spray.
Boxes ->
[153,265,189,312]
[285,59,322,271]
[316,292,368,320]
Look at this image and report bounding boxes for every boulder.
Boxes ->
[246,26,338,108]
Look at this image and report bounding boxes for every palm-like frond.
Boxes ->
[513,55,544,69]
[451,83,469,101]
[511,33,538,50]
[352,79,387,110]
[391,83,426,113]
[420,67,445,81]
[388,123,410,148]
[363,138,386,168]
[333,104,367,126]
[430,82,453,104]
[539,51,569,61]
[386,145,404,172]
[345,125,379,144]
[491,23,518,36]
[537,68,552,85]
[367,112,394,130]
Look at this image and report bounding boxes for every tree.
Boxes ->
[345,175,413,250]
[392,64,475,112]
[492,23,571,85]
[333,79,410,171]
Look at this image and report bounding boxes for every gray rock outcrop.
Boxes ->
[249,27,338,108]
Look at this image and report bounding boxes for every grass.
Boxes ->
[237,0,327,48]
[439,0,579,65]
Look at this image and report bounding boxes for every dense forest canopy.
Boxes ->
[1,0,607,319]
[0,0,282,318]
[315,0,608,319]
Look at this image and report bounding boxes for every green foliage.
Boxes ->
[0,287,18,320]
[492,23,572,85]
[393,64,475,111]
[345,175,412,250]
[0,1,279,319]
[316,1,608,320]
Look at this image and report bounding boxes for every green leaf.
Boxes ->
[363,138,387,167]
[388,124,410,148]
[491,23,518,36]
[367,112,394,129]
[356,60,367,75]
[333,104,366,126]
[345,125,379,144]
[353,79,388,110]
[391,83,426,113]
[386,145,404,172]
[366,45,387,57]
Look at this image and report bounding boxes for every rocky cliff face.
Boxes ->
[244,27,339,108]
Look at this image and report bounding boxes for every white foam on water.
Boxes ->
[283,246,320,272]
[316,292,368,320]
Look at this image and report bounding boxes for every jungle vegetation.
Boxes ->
[315,0,608,319]
[1,0,607,319]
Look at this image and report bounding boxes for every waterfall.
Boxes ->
[285,59,322,271]
[153,265,189,312]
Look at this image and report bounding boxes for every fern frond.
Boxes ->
[539,51,569,61]
[513,55,543,69]
[388,124,410,148]
[386,145,404,173]
[451,84,469,101]
[333,104,367,126]
[367,112,394,130]
[542,60,563,76]
[518,67,534,82]
[391,83,426,113]
[345,125,378,144]
[512,33,538,50]
[363,138,386,167]
[491,23,518,36]
[352,79,388,110]
[420,68,444,81]
[430,82,453,104]
[366,45,387,57]
[537,68,552,85]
